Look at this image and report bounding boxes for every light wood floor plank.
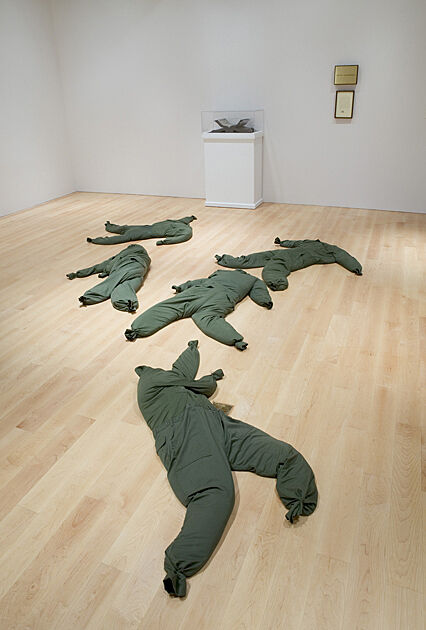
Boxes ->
[0,192,424,629]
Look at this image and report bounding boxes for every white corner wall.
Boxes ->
[2,1,425,215]
[0,0,74,217]
[50,0,426,214]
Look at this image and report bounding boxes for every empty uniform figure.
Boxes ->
[87,215,197,246]
[136,340,318,597]
[125,269,273,350]
[215,238,362,291]
[66,244,151,312]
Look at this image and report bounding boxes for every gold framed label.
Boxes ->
[334,65,358,85]
[335,90,354,119]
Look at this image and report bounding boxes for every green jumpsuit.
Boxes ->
[87,215,197,246]
[125,269,273,349]
[136,340,318,597]
[66,244,151,312]
[216,238,363,291]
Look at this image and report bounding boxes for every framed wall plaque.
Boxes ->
[335,90,355,119]
[334,65,358,85]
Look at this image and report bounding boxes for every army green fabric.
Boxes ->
[135,340,318,598]
[66,244,151,312]
[125,269,273,349]
[87,215,197,246]
[216,238,363,291]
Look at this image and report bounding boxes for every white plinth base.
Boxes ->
[205,199,264,209]
[202,131,263,209]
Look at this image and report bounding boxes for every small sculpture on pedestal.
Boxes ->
[210,118,255,133]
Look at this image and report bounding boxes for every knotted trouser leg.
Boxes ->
[78,276,115,306]
[192,307,247,350]
[223,415,318,522]
[125,290,200,340]
[163,411,235,597]
[111,276,143,312]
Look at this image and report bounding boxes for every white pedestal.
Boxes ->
[202,131,263,209]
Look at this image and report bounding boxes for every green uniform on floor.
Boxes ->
[66,244,151,312]
[87,215,197,245]
[215,238,362,291]
[125,269,273,349]
[136,340,318,598]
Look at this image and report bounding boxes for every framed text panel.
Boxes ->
[334,65,358,85]
[335,90,355,119]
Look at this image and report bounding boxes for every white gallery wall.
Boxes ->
[0,0,74,216]
[50,0,426,214]
[1,1,425,215]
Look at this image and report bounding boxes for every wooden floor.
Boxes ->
[0,192,424,629]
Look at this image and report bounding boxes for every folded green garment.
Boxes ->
[216,237,362,291]
[66,244,150,312]
[125,269,273,349]
[87,215,196,245]
[135,340,318,597]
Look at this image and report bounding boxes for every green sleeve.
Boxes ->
[67,262,106,279]
[172,340,200,378]
[67,253,116,279]
[157,230,191,245]
[275,238,311,248]
[172,278,204,293]
[184,369,224,398]
[249,278,273,309]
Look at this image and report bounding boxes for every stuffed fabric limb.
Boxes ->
[66,257,115,279]
[248,277,275,307]
[192,309,247,350]
[156,226,195,245]
[274,238,307,248]
[88,233,133,245]
[262,259,290,291]
[135,341,318,598]
[324,244,363,275]
[215,251,272,269]
[172,339,200,378]
[110,276,144,312]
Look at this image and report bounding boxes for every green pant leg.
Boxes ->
[79,275,116,305]
[111,276,143,312]
[326,244,363,275]
[261,259,290,291]
[163,411,235,597]
[223,415,318,522]
[192,308,247,350]
[125,291,201,340]
[215,251,273,269]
